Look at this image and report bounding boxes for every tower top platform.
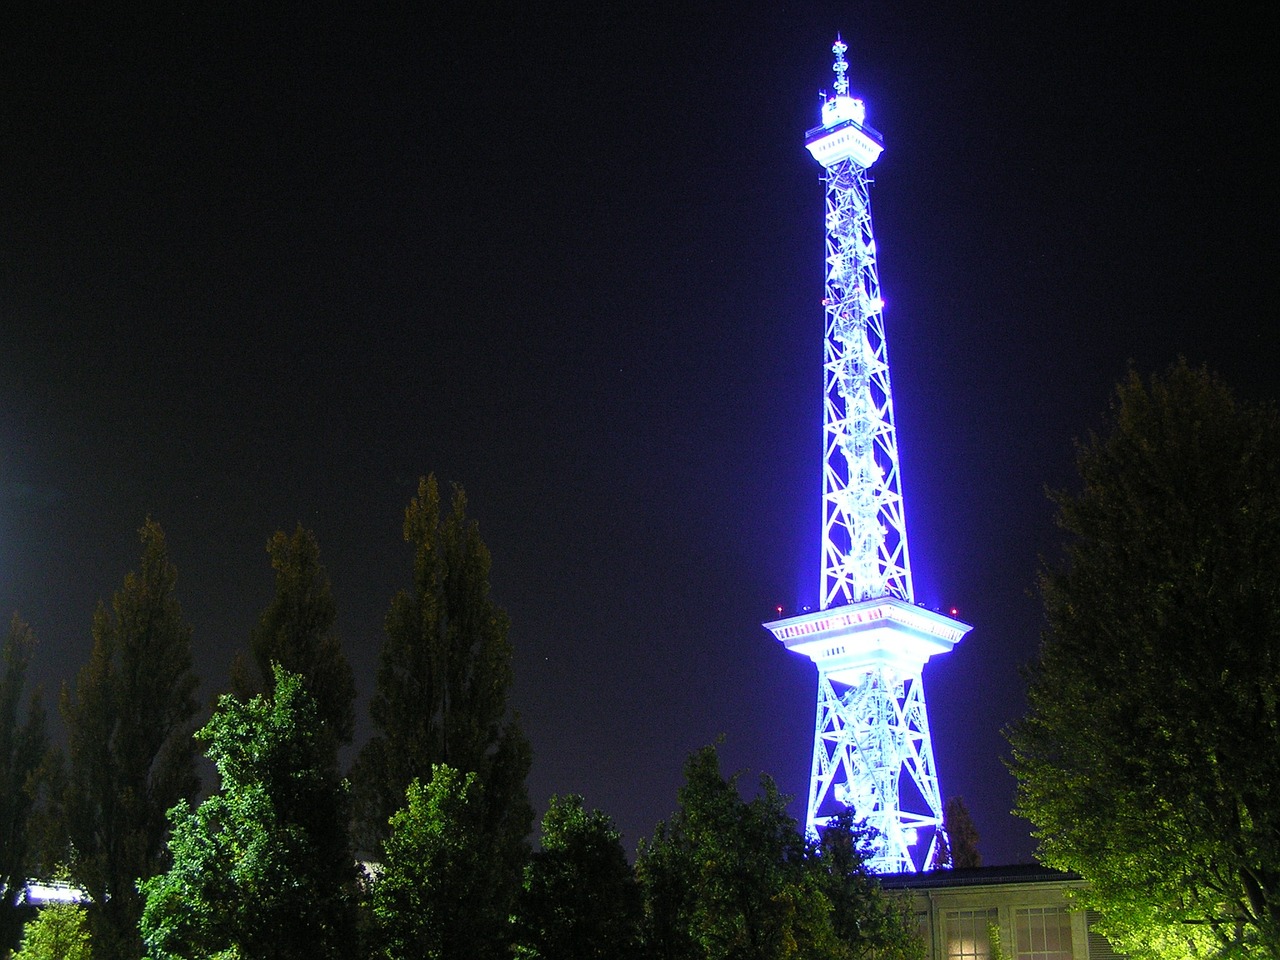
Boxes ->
[765,597,971,686]
[805,36,883,170]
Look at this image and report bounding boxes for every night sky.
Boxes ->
[4,4,1277,867]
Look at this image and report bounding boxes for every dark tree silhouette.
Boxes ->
[57,520,200,960]
[232,524,355,750]
[0,616,46,951]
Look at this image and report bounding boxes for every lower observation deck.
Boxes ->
[764,597,969,686]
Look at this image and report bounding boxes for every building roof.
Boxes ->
[877,864,1081,890]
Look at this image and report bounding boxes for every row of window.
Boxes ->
[945,906,1073,960]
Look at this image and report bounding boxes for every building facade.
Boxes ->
[880,866,1127,960]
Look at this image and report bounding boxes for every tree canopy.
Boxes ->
[371,765,508,960]
[0,616,47,951]
[513,795,644,960]
[139,665,358,960]
[1008,361,1280,958]
[637,744,922,960]
[58,519,200,960]
[813,814,925,959]
[232,524,355,749]
[11,903,92,960]
[351,475,531,873]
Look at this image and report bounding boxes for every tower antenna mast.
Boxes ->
[765,38,971,874]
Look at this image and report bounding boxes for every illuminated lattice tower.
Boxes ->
[764,38,971,874]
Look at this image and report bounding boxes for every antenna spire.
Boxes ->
[831,35,850,97]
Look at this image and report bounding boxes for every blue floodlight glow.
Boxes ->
[763,38,971,875]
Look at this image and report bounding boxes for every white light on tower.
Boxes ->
[764,36,971,874]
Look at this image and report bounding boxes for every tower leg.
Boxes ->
[805,666,944,873]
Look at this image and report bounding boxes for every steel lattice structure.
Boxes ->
[811,665,941,871]
[818,126,907,609]
[764,38,970,874]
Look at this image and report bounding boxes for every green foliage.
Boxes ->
[58,520,199,960]
[637,745,802,960]
[512,795,644,960]
[0,615,48,950]
[637,745,921,960]
[371,765,506,960]
[231,524,355,748]
[1008,361,1280,959]
[986,921,1006,960]
[139,666,358,960]
[351,476,531,893]
[12,903,92,960]
[813,815,925,960]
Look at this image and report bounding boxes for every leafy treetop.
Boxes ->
[1009,361,1280,959]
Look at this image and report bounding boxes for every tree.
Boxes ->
[1007,361,1280,959]
[0,616,48,950]
[813,815,925,959]
[58,520,200,960]
[371,765,506,960]
[139,666,358,960]
[636,745,819,960]
[351,475,532,883]
[12,903,92,960]
[931,796,981,870]
[512,795,644,960]
[231,524,355,748]
[637,745,921,960]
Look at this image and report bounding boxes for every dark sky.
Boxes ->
[3,4,1277,867]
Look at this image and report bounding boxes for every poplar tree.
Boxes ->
[0,615,47,950]
[351,475,532,876]
[931,796,982,870]
[943,796,982,869]
[231,524,355,749]
[58,520,200,960]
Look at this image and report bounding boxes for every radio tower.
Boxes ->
[764,37,971,874]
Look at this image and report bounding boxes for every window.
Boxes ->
[915,911,932,956]
[1014,906,1073,960]
[946,909,997,960]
